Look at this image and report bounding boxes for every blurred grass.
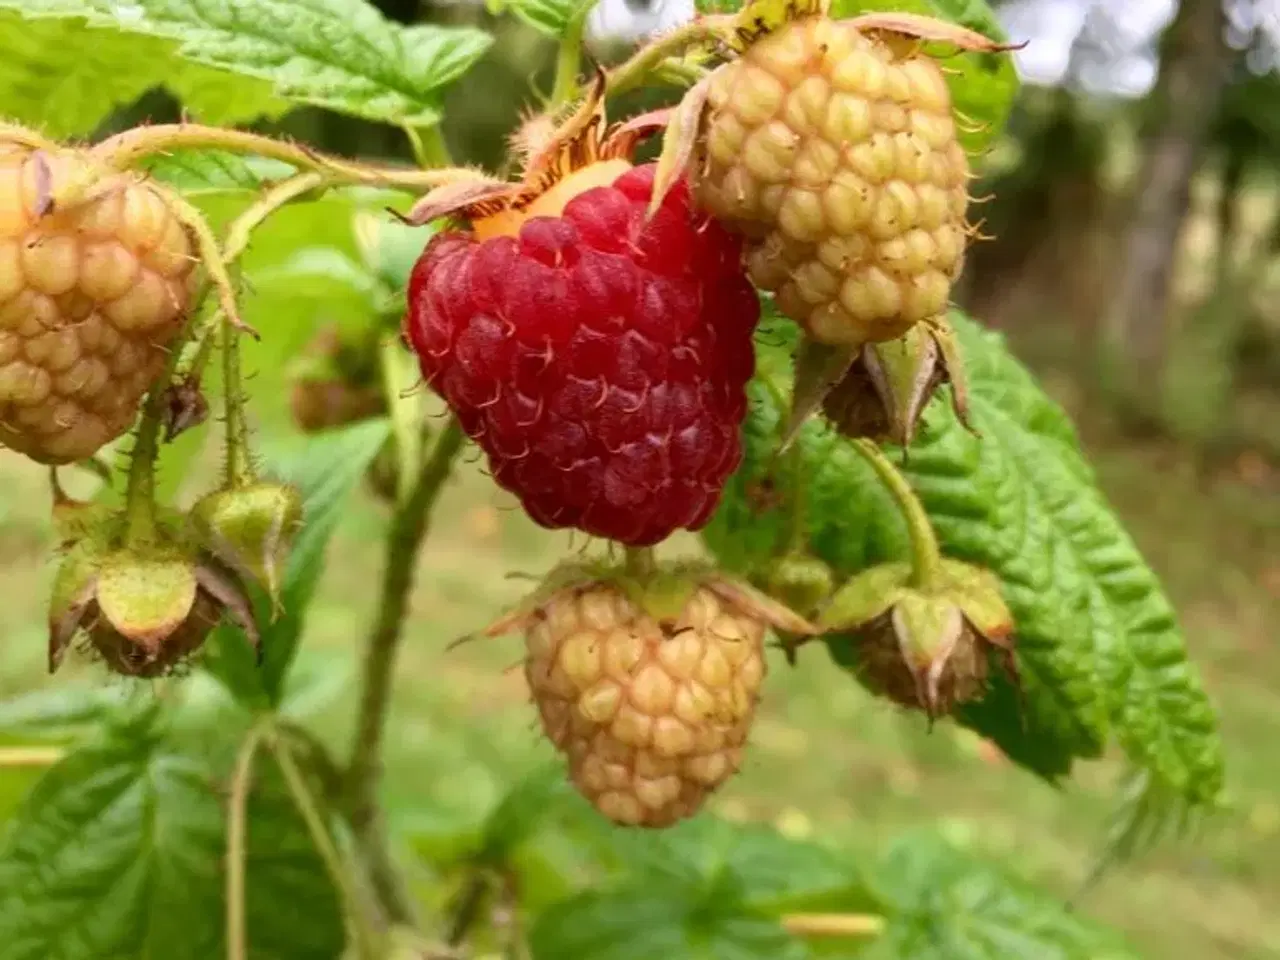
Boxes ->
[1,185,1279,960]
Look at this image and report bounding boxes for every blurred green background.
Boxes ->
[2,0,1280,957]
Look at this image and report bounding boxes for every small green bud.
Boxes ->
[760,552,836,620]
[819,559,1017,719]
[189,481,303,613]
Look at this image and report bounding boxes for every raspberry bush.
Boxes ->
[0,0,1224,957]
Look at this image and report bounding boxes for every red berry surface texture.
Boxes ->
[404,164,760,546]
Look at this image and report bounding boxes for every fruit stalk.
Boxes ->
[85,124,484,193]
[122,349,185,545]
[220,317,254,487]
[344,415,467,921]
[226,722,269,960]
[402,124,452,169]
[850,438,941,587]
[271,729,381,959]
[551,7,590,105]
[179,172,326,381]
[606,16,733,97]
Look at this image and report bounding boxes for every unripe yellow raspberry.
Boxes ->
[695,16,971,345]
[522,581,768,827]
[0,142,197,464]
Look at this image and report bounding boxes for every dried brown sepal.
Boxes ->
[403,71,664,229]
[818,559,1019,720]
[775,338,859,457]
[401,177,515,227]
[840,13,1026,54]
[730,0,827,50]
[161,376,211,442]
[47,539,259,677]
[823,315,973,448]
[480,558,818,639]
[646,74,713,218]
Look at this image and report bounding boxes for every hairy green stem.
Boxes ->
[403,124,452,169]
[345,415,467,921]
[121,349,183,544]
[87,125,478,191]
[224,171,328,262]
[220,318,253,487]
[551,10,589,106]
[606,16,732,97]
[177,172,325,381]
[271,731,381,960]
[850,438,941,587]
[226,723,269,960]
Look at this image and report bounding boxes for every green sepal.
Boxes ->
[817,562,911,631]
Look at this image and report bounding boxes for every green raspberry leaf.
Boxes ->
[202,418,392,708]
[0,0,492,127]
[707,308,1225,816]
[0,9,286,137]
[592,816,881,916]
[139,149,299,196]
[528,887,808,960]
[508,0,593,38]
[832,0,1020,154]
[0,686,132,742]
[0,702,342,959]
[870,831,1140,959]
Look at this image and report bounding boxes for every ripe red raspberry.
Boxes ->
[404,163,759,546]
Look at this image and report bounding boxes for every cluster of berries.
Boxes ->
[396,7,1014,827]
[0,1,1019,828]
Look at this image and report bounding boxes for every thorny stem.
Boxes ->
[606,16,733,97]
[271,730,381,960]
[220,315,253,488]
[551,9,589,106]
[226,722,269,960]
[224,171,328,262]
[156,186,255,336]
[781,913,886,938]
[177,171,325,381]
[121,354,178,545]
[345,415,467,921]
[90,125,478,190]
[850,438,941,588]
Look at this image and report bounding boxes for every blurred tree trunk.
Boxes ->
[959,88,1112,335]
[1100,0,1233,417]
